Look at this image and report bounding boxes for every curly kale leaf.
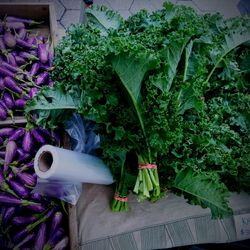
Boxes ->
[85,4,123,35]
[25,85,81,128]
[173,168,232,219]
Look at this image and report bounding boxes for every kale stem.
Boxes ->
[145,169,153,191]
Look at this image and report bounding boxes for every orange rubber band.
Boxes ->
[138,163,157,169]
[114,194,128,202]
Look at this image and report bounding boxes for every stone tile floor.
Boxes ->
[61,0,249,40]
[6,0,250,40]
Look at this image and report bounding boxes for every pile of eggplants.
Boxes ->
[0,125,68,249]
[0,16,68,250]
[0,15,54,121]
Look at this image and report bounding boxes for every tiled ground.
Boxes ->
[92,0,248,18]
[7,0,250,40]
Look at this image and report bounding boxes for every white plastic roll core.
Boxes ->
[38,151,53,172]
[34,145,114,185]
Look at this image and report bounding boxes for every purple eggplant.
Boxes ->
[2,207,16,226]
[0,127,14,137]
[37,128,51,142]
[15,98,27,108]
[8,179,29,198]
[29,49,38,56]
[14,208,55,245]
[16,38,36,49]
[3,31,16,48]
[12,215,37,225]
[31,128,46,144]
[45,207,56,218]
[17,172,36,186]
[0,77,4,91]
[35,222,47,250]
[35,71,49,85]
[4,140,17,171]
[50,211,63,236]
[14,232,35,249]
[17,27,27,39]
[0,99,13,117]
[0,136,3,144]
[45,228,65,249]
[26,203,46,213]
[17,152,31,163]
[29,87,39,98]
[15,55,26,65]
[9,128,25,141]
[0,105,7,120]
[38,43,49,64]
[4,77,22,94]
[5,21,25,30]
[0,66,15,78]
[6,16,42,25]
[3,92,15,109]
[30,192,42,202]
[0,192,36,206]
[7,53,18,66]
[19,51,38,61]
[26,35,36,45]
[1,61,20,73]
[29,62,40,77]
[53,236,69,250]
[22,130,33,152]
[13,227,29,244]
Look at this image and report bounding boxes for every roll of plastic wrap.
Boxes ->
[34,145,114,185]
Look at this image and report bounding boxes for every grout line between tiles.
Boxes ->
[129,0,135,11]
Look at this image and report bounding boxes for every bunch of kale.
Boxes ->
[26,2,250,218]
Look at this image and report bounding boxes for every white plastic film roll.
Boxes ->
[34,145,114,185]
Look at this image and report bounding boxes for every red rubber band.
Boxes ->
[138,163,157,169]
[114,194,128,202]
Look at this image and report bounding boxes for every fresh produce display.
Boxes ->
[0,15,68,249]
[25,2,250,219]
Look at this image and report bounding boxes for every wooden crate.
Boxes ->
[0,2,58,47]
[0,116,27,127]
[0,2,58,126]
[63,134,79,250]
[1,3,79,250]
